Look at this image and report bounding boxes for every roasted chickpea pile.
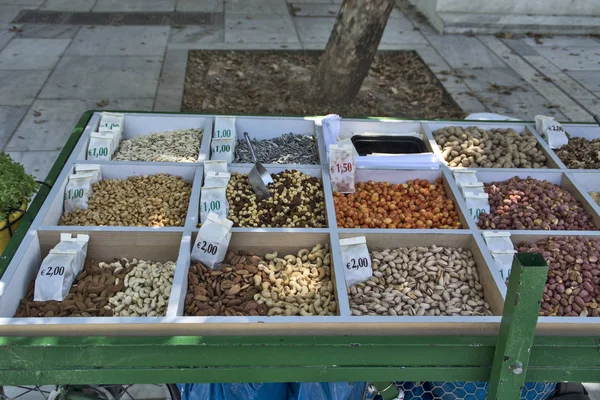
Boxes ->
[333,178,462,229]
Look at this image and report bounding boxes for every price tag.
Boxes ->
[491,249,516,283]
[34,250,77,301]
[75,164,102,185]
[191,212,233,269]
[535,115,568,149]
[452,169,478,185]
[339,236,373,287]
[329,143,356,193]
[54,233,89,275]
[213,117,237,139]
[464,193,490,222]
[64,173,94,213]
[200,186,229,223]
[203,171,231,188]
[211,138,235,162]
[87,132,114,161]
[458,182,485,196]
[482,231,514,251]
[204,160,228,174]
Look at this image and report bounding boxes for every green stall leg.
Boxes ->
[488,253,548,400]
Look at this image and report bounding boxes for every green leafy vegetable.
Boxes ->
[0,151,38,222]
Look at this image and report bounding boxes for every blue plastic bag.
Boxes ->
[289,382,367,400]
[178,383,289,400]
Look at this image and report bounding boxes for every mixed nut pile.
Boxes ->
[113,128,203,163]
[226,170,327,228]
[554,136,600,169]
[349,245,492,316]
[15,258,175,318]
[477,176,596,230]
[234,133,319,164]
[517,237,600,317]
[333,178,462,229]
[433,126,547,168]
[185,244,336,316]
[59,174,192,227]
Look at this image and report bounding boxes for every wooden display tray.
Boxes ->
[1,112,599,336]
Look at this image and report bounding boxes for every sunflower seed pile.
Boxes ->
[233,133,319,164]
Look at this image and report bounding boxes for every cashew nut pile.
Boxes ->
[255,244,337,316]
[106,258,175,317]
[349,245,492,316]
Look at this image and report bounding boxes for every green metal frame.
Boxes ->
[0,112,599,399]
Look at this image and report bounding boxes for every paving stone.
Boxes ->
[40,0,96,11]
[479,36,592,121]
[5,150,60,180]
[565,70,600,92]
[427,35,507,68]
[476,90,568,121]
[290,3,339,16]
[416,47,451,72]
[534,46,600,71]
[39,56,162,99]
[502,38,539,56]
[0,38,69,69]
[0,26,14,50]
[225,13,299,44]
[381,20,428,45]
[176,0,223,12]
[0,69,50,105]
[294,16,333,43]
[0,105,27,149]
[154,49,186,112]
[13,24,79,38]
[168,25,224,48]
[67,26,169,56]
[93,0,175,12]
[458,67,527,92]
[0,6,27,24]
[225,0,290,14]
[288,0,332,3]
[524,36,600,48]
[444,88,487,115]
[183,41,302,50]
[5,98,154,151]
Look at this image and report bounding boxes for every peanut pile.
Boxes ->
[59,174,192,227]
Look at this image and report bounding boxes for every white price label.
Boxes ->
[453,169,478,185]
[491,250,516,283]
[465,193,490,222]
[329,143,356,193]
[213,117,237,139]
[191,212,233,269]
[340,236,372,287]
[200,186,229,223]
[34,250,77,301]
[211,138,235,162]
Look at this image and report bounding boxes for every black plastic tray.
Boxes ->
[351,134,428,156]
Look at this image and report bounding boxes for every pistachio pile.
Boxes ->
[185,244,336,317]
[59,174,192,227]
[226,170,326,227]
[349,245,492,316]
[113,128,203,162]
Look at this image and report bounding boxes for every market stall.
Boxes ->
[0,111,599,400]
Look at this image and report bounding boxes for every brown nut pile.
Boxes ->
[185,252,269,316]
[185,245,336,317]
[433,126,547,168]
[590,192,600,206]
[59,174,192,227]
[333,178,462,229]
[477,176,596,231]
[14,260,131,318]
[226,170,326,227]
[554,137,600,169]
[517,237,600,317]
[349,246,492,316]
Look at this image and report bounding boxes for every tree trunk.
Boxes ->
[310,0,395,104]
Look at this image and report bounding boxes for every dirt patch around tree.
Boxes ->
[182,50,465,119]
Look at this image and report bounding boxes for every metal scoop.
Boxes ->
[244,132,273,200]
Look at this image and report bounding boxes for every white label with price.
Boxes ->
[200,186,229,223]
[458,182,485,197]
[482,231,514,251]
[535,115,568,149]
[452,169,478,185]
[213,117,237,139]
[87,132,114,161]
[491,249,516,283]
[204,171,231,188]
[64,173,94,213]
[464,192,490,222]
[54,233,90,276]
[75,164,102,185]
[339,236,373,287]
[329,142,356,193]
[192,212,233,268]
[204,160,228,174]
[34,249,78,301]
[210,138,235,162]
